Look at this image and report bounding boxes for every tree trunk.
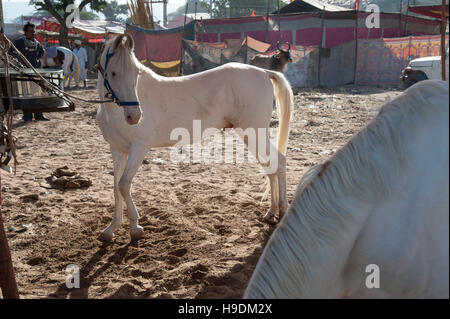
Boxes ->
[59,26,70,48]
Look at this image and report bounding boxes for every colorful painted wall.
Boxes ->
[356,35,448,85]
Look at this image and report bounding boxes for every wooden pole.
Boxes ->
[194,1,197,21]
[318,7,325,87]
[150,1,153,23]
[0,0,20,300]
[403,0,410,37]
[0,211,19,299]
[179,3,189,76]
[441,0,447,81]
[353,7,358,84]
[210,0,213,18]
[0,0,4,33]
[277,0,281,43]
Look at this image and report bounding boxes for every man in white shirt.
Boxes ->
[72,39,88,88]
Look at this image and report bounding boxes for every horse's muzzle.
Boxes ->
[124,107,142,125]
[126,114,141,125]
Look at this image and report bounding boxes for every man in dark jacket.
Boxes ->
[10,22,49,122]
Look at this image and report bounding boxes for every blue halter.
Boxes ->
[103,48,140,107]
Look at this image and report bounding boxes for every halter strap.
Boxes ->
[101,48,140,107]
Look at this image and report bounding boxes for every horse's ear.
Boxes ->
[124,33,134,51]
[113,34,134,52]
[113,34,125,50]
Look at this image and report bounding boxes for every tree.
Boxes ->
[30,0,107,47]
[103,0,130,23]
[13,7,99,22]
[168,0,210,22]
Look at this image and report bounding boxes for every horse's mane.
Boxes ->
[246,80,449,298]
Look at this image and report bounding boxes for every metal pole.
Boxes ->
[194,1,197,21]
[0,0,20,299]
[442,0,447,81]
[163,0,168,27]
[265,0,270,43]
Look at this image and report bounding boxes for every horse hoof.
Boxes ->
[99,231,114,242]
[130,226,144,241]
[263,212,278,225]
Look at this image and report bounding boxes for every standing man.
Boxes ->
[72,39,88,88]
[9,22,49,122]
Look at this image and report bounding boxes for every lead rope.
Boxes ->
[0,34,18,173]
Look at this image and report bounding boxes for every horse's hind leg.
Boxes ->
[119,143,149,241]
[236,127,279,224]
[264,173,279,224]
[254,131,288,222]
[100,146,127,241]
[277,153,288,219]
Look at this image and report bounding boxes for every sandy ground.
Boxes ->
[0,80,401,299]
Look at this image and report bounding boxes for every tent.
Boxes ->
[126,21,196,76]
[168,13,211,29]
[195,11,441,50]
[3,23,22,41]
[274,0,350,14]
[182,35,271,75]
[408,4,449,20]
[41,19,125,43]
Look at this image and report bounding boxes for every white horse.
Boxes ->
[244,80,449,299]
[95,34,293,241]
[40,46,80,88]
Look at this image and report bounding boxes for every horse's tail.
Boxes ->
[267,70,293,156]
[262,70,293,199]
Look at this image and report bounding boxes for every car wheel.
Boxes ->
[402,77,418,90]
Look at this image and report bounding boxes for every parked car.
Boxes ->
[401,44,449,89]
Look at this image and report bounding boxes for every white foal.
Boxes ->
[244,80,449,299]
[96,34,293,241]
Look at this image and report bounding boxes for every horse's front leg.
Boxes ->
[119,143,149,241]
[100,146,127,241]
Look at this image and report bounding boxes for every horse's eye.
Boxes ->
[112,72,116,77]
